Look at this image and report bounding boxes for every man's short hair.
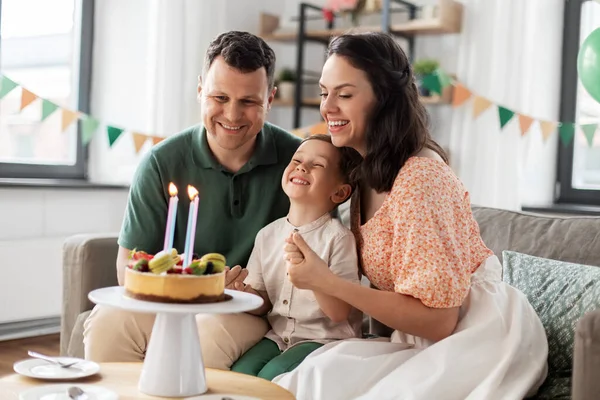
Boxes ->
[204,31,276,89]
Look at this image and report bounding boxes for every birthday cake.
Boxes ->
[124,250,229,303]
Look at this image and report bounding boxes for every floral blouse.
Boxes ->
[351,157,493,308]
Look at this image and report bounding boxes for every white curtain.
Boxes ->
[449,0,565,210]
[89,0,285,184]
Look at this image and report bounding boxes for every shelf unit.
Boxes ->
[260,0,463,128]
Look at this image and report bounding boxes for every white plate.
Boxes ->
[19,383,118,400]
[13,358,100,380]
[89,287,264,315]
[191,396,262,400]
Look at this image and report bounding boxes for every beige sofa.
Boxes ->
[61,206,600,399]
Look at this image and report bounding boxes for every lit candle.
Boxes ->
[183,185,199,267]
[163,183,179,251]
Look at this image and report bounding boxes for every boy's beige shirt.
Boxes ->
[244,212,363,351]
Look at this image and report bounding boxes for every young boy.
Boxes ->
[229,134,363,380]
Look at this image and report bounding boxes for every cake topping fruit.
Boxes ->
[148,249,180,274]
[200,253,226,273]
[128,250,227,276]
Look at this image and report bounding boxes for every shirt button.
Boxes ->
[283,299,288,305]
[233,200,239,206]
[283,337,289,343]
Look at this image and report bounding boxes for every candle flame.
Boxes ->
[187,185,199,200]
[168,182,178,196]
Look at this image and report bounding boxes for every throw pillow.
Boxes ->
[502,250,600,375]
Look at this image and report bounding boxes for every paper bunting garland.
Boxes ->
[417,69,599,148]
[473,96,493,119]
[498,106,515,129]
[61,109,79,132]
[20,89,37,111]
[41,99,59,121]
[107,126,125,147]
[1,68,597,157]
[539,121,557,142]
[81,116,100,145]
[582,124,598,147]
[559,123,576,147]
[518,115,534,136]
[452,83,471,107]
[0,76,18,98]
[0,73,170,155]
[132,132,149,153]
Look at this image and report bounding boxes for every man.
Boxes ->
[83,31,301,369]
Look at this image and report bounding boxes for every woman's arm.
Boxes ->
[312,291,352,323]
[286,233,459,342]
[319,274,459,342]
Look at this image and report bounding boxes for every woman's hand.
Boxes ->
[284,232,334,291]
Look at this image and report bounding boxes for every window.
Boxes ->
[557,0,600,205]
[0,0,93,179]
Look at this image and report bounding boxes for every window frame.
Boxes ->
[0,0,94,180]
[557,0,600,205]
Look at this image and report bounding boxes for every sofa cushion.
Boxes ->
[503,250,600,399]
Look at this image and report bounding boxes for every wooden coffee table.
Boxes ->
[0,362,295,399]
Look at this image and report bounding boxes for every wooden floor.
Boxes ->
[0,334,60,378]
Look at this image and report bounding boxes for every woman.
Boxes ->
[273,32,548,400]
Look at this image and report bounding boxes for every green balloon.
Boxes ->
[578,27,600,103]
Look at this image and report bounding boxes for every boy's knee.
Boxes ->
[196,313,269,370]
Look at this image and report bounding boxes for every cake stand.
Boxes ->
[88,286,263,398]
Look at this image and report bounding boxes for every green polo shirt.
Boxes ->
[118,122,301,268]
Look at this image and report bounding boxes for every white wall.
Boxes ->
[0,188,127,325]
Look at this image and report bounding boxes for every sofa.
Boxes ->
[61,206,600,399]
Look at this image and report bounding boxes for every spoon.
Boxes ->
[27,350,79,368]
[67,386,89,400]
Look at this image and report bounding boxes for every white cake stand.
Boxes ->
[88,286,263,398]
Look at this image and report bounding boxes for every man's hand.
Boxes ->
[225,265,248,290]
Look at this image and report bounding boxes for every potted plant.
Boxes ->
[412,59,440,97]
[277,68,296,101]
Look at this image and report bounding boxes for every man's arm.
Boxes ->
[116,246,132,286]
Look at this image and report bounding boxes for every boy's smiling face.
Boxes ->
[281,139,351,208]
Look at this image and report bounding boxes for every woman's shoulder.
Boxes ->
[389,156,468,208]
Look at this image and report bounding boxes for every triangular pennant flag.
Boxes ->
[452,83,471,107]
[107,126,124,147]
[0,76,18,99]
[497,106,515,129]
[559,122,575,146]
[61,109,79,132]
[421,74,442,95]
[472,96,493,119]
[152,136,164,145]
[436,69,452,88]
[81,116,100,145]
[131,132,149,154]
[41,99,59,121]
[20,88,37,111]
[518,115,535,136]
[540,121,557,141]
[581,124,597,148]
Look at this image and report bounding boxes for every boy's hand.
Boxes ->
[225,265,248,290]
[232,281,256,293]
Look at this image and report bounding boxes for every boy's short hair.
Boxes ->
[300,134,363,191]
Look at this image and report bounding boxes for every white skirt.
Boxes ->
[273,256,549,400]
